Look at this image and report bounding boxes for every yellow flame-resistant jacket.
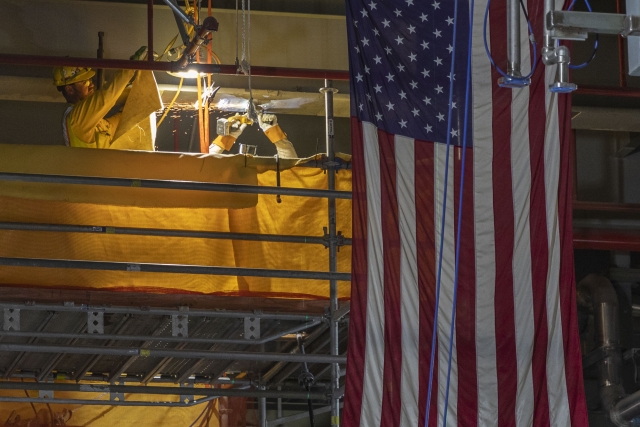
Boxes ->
[63,69,135,149]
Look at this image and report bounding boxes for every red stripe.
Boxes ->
[416,140,438,427]
[557,95,589,426]
[489,1,518,425]
[378,130,402,427]
[454,146,478,426]
[342,118,368,427]
[526,0,552,423]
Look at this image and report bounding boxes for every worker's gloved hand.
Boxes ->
[130,46,148,61]
[258,113,288,145]
[229,122,248,139]
[258,113,278,132]
[210,120,247,153]
[209,143,224,154]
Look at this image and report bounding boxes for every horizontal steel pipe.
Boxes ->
[0,257,351,281]
[0,396,213,407]
[10,371,254,386]
[575,85,640,99]
[0,221,351,246]
[0,343,347,364]
[0,302,324,322]
[0,53,350,80]
[0,320,321,346]
[0,173,352,200]
[0,381,326,400]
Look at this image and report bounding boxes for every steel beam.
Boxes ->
[107,317,173,384]
[3,312,55,379]
[73,314,132,382]
[0,257,351,282]
[0,222,351,246]
[0,320,321,346]
[0,382,327,400]
[0,343,346,364]
[0,396,215,407]
[548,11,640,38]
[0,172,352,200]
[0,53,350,80]
[0,302,324,322]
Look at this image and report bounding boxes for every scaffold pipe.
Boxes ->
[0,172,352,200]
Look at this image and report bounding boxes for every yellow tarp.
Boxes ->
[0,384,220,426]
[0,144,352,299]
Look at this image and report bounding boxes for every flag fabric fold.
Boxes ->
[342,0,589,424]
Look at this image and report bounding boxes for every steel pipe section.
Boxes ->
[0,343,347,364]
[0,396,215,407]
[0,302,324,322]
[0,172,352,200]
[0,221,352,246]
[0,257,351,282]
[0,53,350,80]
[577,274,631,426]
[0,382,327,400]
[0,320,322,346]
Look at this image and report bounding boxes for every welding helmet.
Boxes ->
[53,66,96,86]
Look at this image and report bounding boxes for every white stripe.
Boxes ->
[360,121,385,427]
[435,143,458,427]
[396,135,419,427]
[511,28,535,426]
[544,64,572,427]
[472,0,499,425]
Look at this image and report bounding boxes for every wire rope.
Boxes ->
[423,0,465,420]
[441,0,474,422]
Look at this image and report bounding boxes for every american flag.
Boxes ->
[342,0,590,424]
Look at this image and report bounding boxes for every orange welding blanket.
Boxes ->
[0,144,351,299]
[0,383,221,426]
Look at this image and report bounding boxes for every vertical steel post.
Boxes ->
[96,32,104,90]
[543,0,556,59]
[321,79,340,427]
[277,386,283,427]
[259,390,267,427]
[507,0,521,76]
[147,0,154,62]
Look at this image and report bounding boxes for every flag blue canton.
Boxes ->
[346,0,471,144]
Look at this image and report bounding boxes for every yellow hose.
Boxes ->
[156,78,184,129]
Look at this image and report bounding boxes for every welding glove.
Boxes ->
[258,113,298,158]
[258,113,284,135]
[210,121,247,153]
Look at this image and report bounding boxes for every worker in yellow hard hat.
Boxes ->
[53,47,146,149]
[209,113,298,158]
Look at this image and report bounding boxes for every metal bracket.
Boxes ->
[180,380,195,404]
[87,311,104,334]
[110,390,125,402]
[322,227,346,250]
[3,308,19,331]
[244,317,260,340]
[172,314,189,337]
[38,389,54,399]
[582,346,618,368]
[331,302,351,322]
[548,11,640,40]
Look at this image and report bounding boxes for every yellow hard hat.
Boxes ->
[52,66,95,86]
